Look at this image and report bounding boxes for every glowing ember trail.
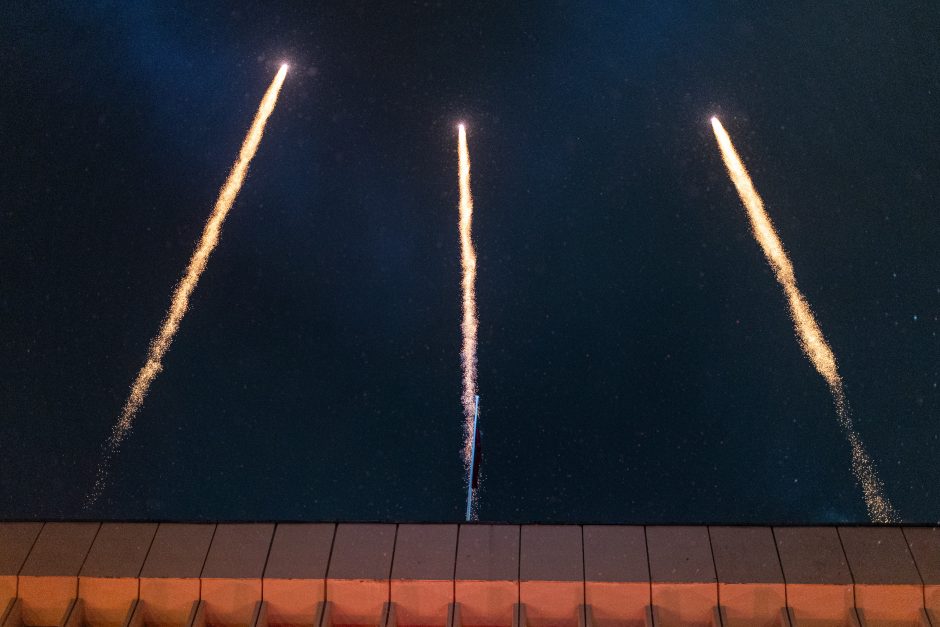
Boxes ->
[457,124,479,472]
[710,116,898,523]
[86,65,288,506]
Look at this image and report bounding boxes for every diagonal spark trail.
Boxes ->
[85,65,288,507]
[457,124,478,472]
[711,117,899,523]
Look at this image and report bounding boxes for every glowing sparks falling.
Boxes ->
[86,65,288,506]
[457,124,479,470]
[710,117,898,523]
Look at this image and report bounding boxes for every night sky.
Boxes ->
[1,2,938,523]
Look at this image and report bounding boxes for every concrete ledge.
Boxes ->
[455,525,518,627]
[0,523,42,613]
[79,522,157,627]
[326,524,396,626]
[839,527,923,625]
[1,523,936,626]
[200,524,274,626]
[17,522,99,625]
[582,526,648,627]
[647,526,717,625]
[520,526,583,627]
[774,527,854,623]
[709,527,784,627]
[903,527,940,613]
[139,523,215,626]
[263,523,334,626]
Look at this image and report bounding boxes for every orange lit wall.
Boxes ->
[0,523,937,626]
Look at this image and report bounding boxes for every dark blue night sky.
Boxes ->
[1,1,937,523]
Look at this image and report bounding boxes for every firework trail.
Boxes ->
[85,65,288,506]
[466,394,481,521]
[457,124,479,471]
[710,117,898,523]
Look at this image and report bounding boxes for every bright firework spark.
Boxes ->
[710,117,898,523]
[457,124,479,472]
[85,65,288,506]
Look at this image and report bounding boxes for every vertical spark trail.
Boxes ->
[457,124,479,471]
[85,65,288,506]
[710,117,898,523]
